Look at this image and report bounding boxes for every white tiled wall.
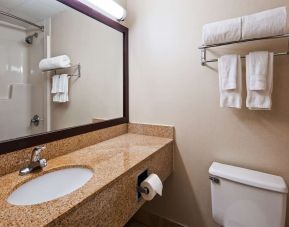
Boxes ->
[0,22,45,141]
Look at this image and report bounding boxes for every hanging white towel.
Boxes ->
[53,93,60,102]
[247,51,269,90]
[61,74,69,102]
[218,55,239,90]
[242,7,287,39]
[57,74,65,93]
[51,75,60,94]
[246,52,274,110]
[39,55,71,71]
[52,74,69,103]
[218,55,242,108]
[202,17,242,45]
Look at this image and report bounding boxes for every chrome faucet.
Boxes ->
[19,146,47,175]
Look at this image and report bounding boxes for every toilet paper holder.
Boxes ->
[137,186,149,195]
[137,169,149,199]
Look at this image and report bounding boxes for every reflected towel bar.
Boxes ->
[198,33,289,66]
[42,64,81,78]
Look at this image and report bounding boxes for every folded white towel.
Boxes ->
[246,52,274,110]
[247,51,269,90]
[242,7,287,40]
[218,55,239,90]
[218,55,242,108]
[202,17,242,45]
[39,55,71,71]
[52,74,69,103]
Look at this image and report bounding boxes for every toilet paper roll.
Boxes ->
[140,174,163,201]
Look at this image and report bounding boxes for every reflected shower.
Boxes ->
[25,33,38,44]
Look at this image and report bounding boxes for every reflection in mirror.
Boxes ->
[0,0,124,141]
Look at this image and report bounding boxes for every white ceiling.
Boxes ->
[0,0,68,28]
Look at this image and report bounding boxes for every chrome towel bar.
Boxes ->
[199,33,289,66]
[42,64,81,78]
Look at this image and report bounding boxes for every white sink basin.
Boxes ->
[7,167,93,206]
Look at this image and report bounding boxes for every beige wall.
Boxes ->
[51,8,123,130]
[127,0,289,226]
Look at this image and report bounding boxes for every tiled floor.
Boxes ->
[126,220,148,227]
[125,209,184,227]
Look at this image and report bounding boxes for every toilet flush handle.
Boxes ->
[209,176,220,184]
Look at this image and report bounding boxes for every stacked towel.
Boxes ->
[202,7,287,45]
[202,18,242,45]
[242,7,287,39]
[39,55,71,71]
[218,55,242,108]
[51,74,69,103]
[246,52,274,110]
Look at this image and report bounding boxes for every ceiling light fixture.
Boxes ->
[79,0,127,21]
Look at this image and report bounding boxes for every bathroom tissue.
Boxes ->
[140,174,163,201]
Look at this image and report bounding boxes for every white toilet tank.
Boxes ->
[209,162,288,227]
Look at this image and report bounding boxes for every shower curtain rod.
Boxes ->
[0,10,44,31]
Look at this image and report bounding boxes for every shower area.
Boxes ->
[0,7,50,141]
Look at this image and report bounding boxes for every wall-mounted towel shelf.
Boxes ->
[42,64,81,78]
[198,33,289,66]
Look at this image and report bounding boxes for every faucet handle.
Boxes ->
[31,146,46,162]
[39,159,47,168]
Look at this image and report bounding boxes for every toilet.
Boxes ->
[209,162,288,227]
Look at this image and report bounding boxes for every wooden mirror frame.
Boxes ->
[0,0,129,154]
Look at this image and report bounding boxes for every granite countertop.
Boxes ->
[0,133,173,226]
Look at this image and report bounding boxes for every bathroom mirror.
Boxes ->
[0,0,128,153]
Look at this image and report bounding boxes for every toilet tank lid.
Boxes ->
[209,162,288,193]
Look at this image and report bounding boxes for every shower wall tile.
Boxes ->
[0,23,45,141]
